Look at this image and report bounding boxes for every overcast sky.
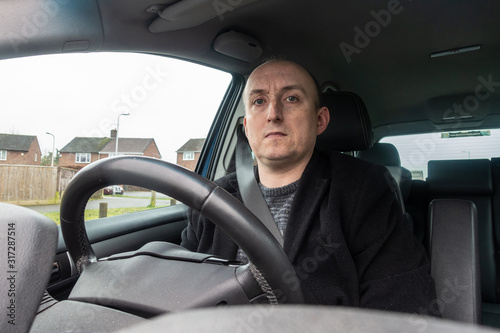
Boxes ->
[0,52,232,163]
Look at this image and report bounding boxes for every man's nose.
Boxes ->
[267,100,283,122]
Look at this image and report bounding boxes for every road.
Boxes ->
[27,191,172,213]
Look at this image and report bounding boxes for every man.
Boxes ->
[181,60,439,316]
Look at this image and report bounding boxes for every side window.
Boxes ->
[381,129,500,179]
[0,53,232,224]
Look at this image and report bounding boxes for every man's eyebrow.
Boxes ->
[281,85,306,94]
[247,89,267,97]
[247,85,306,97]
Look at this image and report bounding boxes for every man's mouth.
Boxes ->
[265,131,286,138]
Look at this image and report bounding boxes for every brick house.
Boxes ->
[60,132,161,170]
[176,138,205,171]
[0,133,42,165]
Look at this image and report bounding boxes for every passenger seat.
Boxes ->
[357,142,413,228]
[427,159,497,324]
[357,143,412,200]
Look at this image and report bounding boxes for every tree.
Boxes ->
[41,149,60,166]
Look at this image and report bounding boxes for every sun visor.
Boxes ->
[149,0,258,33]
[213,31,262,62]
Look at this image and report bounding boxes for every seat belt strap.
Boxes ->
[235,125,284,247]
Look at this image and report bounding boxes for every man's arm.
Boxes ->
[180,208,200,252]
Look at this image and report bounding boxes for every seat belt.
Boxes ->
[235,125,284,247]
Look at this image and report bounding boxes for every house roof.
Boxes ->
[60,137,111,153]
[0,133,36,152]
[176,138,206,153]
[60,137,160,157]
[100,138,156,154]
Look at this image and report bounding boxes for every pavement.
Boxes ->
[26,191,171,213]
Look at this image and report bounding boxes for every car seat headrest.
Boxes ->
[316,91,374,152]
[357,142,401,166]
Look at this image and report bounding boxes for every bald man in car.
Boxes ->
[181,60,439,316]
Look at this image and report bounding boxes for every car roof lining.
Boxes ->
[0,0,104,59]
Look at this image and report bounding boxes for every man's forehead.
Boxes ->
[246,62,314,96]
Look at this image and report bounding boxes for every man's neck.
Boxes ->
[257,153,313,188]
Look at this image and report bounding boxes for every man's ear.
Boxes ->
[316,106,330,135]
[243,116,249,137]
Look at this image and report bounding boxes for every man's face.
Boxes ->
[243,61,329,169]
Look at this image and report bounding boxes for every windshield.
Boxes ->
[0,52,232,222]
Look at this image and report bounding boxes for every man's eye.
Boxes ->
[253,98,265,105]
[286,96,298,102]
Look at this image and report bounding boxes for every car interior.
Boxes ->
[1,0,500,332]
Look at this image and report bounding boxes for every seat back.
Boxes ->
[0,203,57,333]
[428,199,481,323]
[357,143,411,200]
[357,143,412,224]
[427,159,495,304]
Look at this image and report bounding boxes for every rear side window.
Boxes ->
[381,129,500,180]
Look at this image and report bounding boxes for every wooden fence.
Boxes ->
[0,165,78,205]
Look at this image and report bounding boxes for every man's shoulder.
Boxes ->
[313,150,391,194]
[315,150,382,176]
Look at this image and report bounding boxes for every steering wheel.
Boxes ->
[60,156,303,314]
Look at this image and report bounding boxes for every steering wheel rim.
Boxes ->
[60,155,304,304]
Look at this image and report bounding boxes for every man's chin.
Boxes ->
[260,154,293,167]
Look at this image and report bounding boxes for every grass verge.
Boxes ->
[43,207,154,225]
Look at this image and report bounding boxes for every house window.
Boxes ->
[76,153,91,163]
[183,152,195,161]
[35,153,37,161]
[0,150,6,160]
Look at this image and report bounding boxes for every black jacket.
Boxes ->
[181,150,439,315]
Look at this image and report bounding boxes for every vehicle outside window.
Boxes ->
[381,129,500,179]
[0,52,232,224]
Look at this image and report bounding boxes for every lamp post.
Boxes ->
[115,113,130,156]
[46,132,55,167]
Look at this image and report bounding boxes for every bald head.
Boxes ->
[243,60,321,111]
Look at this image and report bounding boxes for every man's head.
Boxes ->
[243,60,330,176]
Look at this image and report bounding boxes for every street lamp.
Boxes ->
[46,132,55,167]
[115,113,130,156]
